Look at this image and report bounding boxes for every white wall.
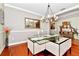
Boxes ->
[0,3,4,24]
[4,6,41,45]
[0,31,5,54]
[0,3,4,10]
[8,29,40,46]
[4,7,40,30]
[0,3,5,54]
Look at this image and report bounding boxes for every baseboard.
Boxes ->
[8,40,27,46]
[0,45,5,54]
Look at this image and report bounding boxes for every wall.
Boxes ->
[8,29,40,46]
[0,4,4,24]
[4,6,41,45]
[0,3,5,54]
[4,7,40,30]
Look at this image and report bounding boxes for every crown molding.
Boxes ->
[55,5,79,16]
[4,4,42,17]
[4,4,79,18]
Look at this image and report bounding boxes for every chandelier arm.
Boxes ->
[44,5,49,19]
[49,6,54,16]
[43,4,56,22]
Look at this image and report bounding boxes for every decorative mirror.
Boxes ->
[25,17,40,29]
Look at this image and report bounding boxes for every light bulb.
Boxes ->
[48,15,50,18]
[40,16,44,20]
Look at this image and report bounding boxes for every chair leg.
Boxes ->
[70,48,72,55]
[65,52,68,56]
[28,48,29,56]
[43,49,48,56]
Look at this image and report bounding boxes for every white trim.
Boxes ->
[4,4,79,19]
[55,5,79,15]
[0,45,5,54]
[8,40,27,46]
[4,4,42,17]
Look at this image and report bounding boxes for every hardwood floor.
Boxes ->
[0,40,79,56]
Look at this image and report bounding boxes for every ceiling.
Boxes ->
[5,3,79,17]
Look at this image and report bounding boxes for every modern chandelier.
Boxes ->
[41,4,58,22]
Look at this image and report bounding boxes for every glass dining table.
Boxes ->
[27,34,72,56]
